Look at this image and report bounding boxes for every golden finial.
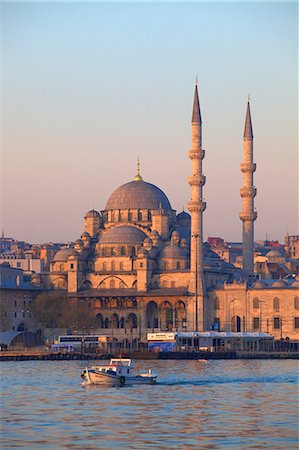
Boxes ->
[195,76,198,86]
[134,156,143,181]
[248,94,250,102]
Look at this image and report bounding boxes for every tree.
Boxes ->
[31,293,97,332]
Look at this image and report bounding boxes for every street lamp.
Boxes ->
[192,233,199,332]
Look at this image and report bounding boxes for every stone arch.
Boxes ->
[146,301,158,329]
[82,280,92,289]
[161,301,173,330]
[111,313,119,329]
[175,300,187,329]
[126,313,138,329]
[52,277,67,289]
[17,322,26,332]
[231,315,241,332]
[97,276,128,289]
[96,313,103,328]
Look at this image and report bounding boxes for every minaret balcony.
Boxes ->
[188,149,205,160]
[188,175,206,187]
[188,200,206,213]
[239,211,257,222]
[240,162,256,173]
[240,186,257,198]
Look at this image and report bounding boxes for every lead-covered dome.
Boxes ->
[105,180,172,211]
[53,248,79,262]
[99,226,147,244]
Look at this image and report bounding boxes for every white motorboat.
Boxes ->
[81,358,158,386]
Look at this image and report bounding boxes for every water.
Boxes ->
[1,359,298,449]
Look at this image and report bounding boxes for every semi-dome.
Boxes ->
[99,226,147,245]
[160,245,184,259]
[266,250,283,258]
[85,209,100,218]
[54,248,79,262]
[105,180,172,211]
[271,279,288,288]
[252,280,267,289]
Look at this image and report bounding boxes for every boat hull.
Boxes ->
[82,368,157,386]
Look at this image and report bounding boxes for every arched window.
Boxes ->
[253,297,260,309]
[171,281,175,288]
[111,261,115,271]
[294,297,299,310]
[176,261,181,270]
[120,262,124,270]
[138,210,142,221]
[120,247,126,256]
[126,313,138,329]
[162,280,167,288]
[128,211,132,222]
[110,279,115,289]
[96,313,103,328]
[148,211,151,220]
[104,318,110,328]
[120,317,125,328]
[273,297,280,311]
[103,262,106,271]
[119,281,125,288]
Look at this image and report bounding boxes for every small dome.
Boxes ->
[99,226,147,245]
[85,209,100,218]
[53,248,79,262]
[138,247,147,256]
[160,245,184,259]
[266,250,283,258]
[271,279,288,288]
[252,280,267,289]
[105,180,172,211]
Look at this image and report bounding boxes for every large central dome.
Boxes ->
[105,180,172,211]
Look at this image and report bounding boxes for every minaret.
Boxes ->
[240,99,257,278]
[188,83,206,331]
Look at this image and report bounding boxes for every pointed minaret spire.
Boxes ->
[244,99,253,140]
[188,83,206,331]
[240,98,257,279]
[192,82,202,124]
[134,156,143,181]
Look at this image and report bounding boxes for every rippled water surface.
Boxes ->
[1,359,298,449]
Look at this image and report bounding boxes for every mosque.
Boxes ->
[46,86,299,343]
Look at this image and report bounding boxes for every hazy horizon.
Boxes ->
[1,2,298,244]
